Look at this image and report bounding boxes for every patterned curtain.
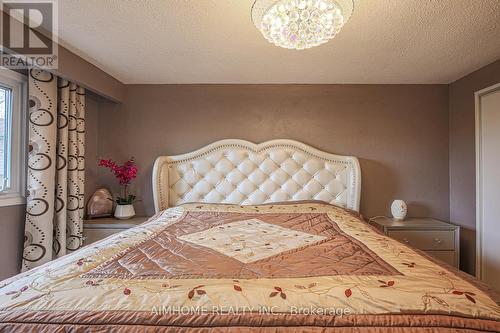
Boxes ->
[22,69,86,271]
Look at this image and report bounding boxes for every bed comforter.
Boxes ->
[0,201,499,332]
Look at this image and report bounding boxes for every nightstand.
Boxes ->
[369,217,460,268]
[83,216,150,245]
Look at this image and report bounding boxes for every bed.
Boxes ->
[0,139,499,332]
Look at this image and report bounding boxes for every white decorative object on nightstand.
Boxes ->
[369,217,460,268]
[390,200,407,221]
[83,216,150,245]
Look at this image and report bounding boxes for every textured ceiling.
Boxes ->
[56,0,500,84]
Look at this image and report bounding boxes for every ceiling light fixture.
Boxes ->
[251,0,353,50]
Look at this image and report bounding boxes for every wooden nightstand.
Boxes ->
[83,216,150,245]
[369,217,460,268]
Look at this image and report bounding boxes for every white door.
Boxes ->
[476,83,500,292]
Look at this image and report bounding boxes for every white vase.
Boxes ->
[114,204,135,220]
[391,200,407,221]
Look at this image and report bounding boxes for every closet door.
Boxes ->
[476,83,500,292]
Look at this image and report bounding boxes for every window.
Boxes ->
[0,69,26,207]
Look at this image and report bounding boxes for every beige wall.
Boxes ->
[84,93,103,206]
[89,84,450,223]
[449,59,500,275]
[0,205,25,280]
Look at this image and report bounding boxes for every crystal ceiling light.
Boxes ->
[251,0,353,50]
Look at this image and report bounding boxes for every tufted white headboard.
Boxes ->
[152,139,361,213]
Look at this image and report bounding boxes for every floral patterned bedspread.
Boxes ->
[0,201,499,332]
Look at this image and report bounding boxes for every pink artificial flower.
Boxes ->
[99,158,138,185]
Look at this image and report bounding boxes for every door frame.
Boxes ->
[475,82,500,279]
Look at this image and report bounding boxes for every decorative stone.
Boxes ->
[86,188,113,218]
